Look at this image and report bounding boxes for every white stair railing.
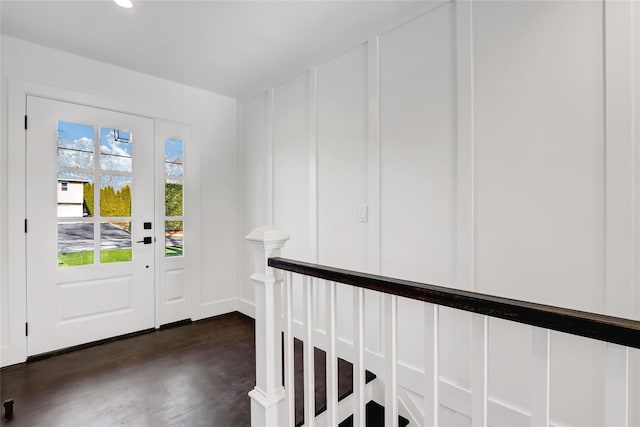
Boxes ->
[246,226,289,427]
[247,227,640,427]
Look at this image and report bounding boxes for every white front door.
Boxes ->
[26,95,155,356]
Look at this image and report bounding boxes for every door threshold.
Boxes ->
[159,318,193,330]
[27,327,155,362]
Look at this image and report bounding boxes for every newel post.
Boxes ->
[246,226,289,427]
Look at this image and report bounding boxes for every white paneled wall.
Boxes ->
[316,45,369,343]
[379,3,456,288]
[239,1,640,425]
[317,45,368,272]
[273,72,313,262]
[238,93,270,315]
[473,0,604,310]
[272,73,313,324]
[378,4,470,393]
[474,2,605,425]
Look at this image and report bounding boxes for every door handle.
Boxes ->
[136,237,153,244]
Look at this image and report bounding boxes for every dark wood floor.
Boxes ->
[0,312,255,427]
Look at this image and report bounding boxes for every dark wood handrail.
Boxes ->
[269,257,640,349]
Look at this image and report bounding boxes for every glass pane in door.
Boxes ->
[57,121,94,169]
[165,220,183,257]
[99,128,132,172]
[57,222,94,267]
[164,138,183,176]
[164,138,184,258]
[100,221,132,263]
[57,171,94,218]
[100,176,132,217]
[165,179,183,216]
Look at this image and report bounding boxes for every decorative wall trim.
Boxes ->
[308,67,319,264]
[267,88,275,226]
[238,1,640,424]
[367,37,381,277]
[455,0,475,293]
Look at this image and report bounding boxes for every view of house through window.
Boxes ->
[56,121,134,267]
[164,138,184,257]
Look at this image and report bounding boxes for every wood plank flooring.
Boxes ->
[0,312,255,427]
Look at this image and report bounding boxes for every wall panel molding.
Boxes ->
[308,67,319,264]
[367,37,381,276]
[604,0,636,318]
[455,0,475,293]
[237,1,640,424]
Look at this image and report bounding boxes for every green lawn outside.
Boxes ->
[58,248,132,267]
[58,247,183,267]
[165,246,183,257]
[58,250,95,267]
[101,248,133,264]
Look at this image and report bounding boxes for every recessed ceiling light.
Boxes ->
[114,0,133,9]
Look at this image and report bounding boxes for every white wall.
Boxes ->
[0,36,238,366]
[238,92,270,316]
[238,1,640,426]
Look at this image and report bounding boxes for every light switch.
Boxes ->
[358,205,368,223]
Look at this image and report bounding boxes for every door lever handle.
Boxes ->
[136,237,153,244]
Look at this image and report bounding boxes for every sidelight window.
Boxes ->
[164,138,184,257]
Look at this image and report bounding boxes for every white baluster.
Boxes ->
[605,343,630,427]
[472,314,488,427]
[631,349,640,427]
[285,272,295,427]
[384,294,399,427]
[531,327,550,427]
[353,287,365,427]
[325,281,338,426]
[303,276,316,426]
[274,269,284,387]
[424,303,439,427]
[246,227,289,427]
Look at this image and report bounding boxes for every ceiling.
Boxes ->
[1,1,429,99]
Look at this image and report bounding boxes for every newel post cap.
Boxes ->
[245,226,290,248]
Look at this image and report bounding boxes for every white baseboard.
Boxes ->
[194,297,237,320]
[1,345,26,368]
[236,298,255,318]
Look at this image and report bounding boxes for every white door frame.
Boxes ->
[2,79,192,366]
